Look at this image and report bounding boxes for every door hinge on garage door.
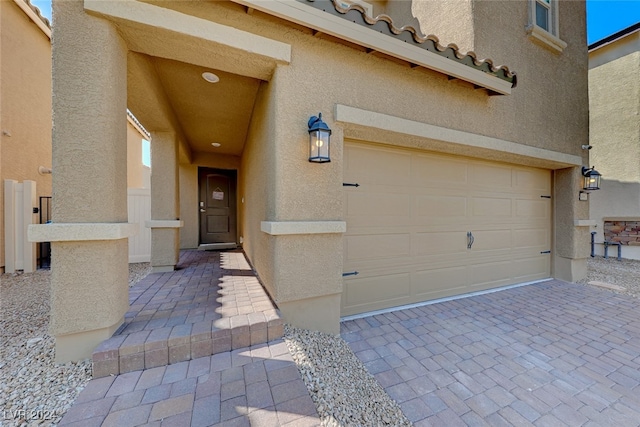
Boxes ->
[540,195,551,199]
[541,250,551,254]
[343,271,359,277]
[343,183,360,187]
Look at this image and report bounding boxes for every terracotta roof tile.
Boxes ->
[22,0,51,29]
[309,0,516,88]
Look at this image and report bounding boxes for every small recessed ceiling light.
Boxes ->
[202,72,219,83]
[211,142,221,147]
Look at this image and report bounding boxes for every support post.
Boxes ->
[29,0,132,362]
[149,131,182,272]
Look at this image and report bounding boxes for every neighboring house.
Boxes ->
[0,0,52,274]
[0,0,151,273]
[30,0,590,362]
[588,23,640,260]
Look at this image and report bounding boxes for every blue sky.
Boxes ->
[30,0,640,45]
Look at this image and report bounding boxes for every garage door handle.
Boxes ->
[467,231,475,249]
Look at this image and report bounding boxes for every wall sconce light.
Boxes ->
[581,166,601,191]
[308,113,331,163]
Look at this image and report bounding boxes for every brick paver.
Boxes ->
[343,279,640,425]
[92,250,284,377]
[60,341,319,426]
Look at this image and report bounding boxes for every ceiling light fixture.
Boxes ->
[211,142,221,147]
[202,72,220,83]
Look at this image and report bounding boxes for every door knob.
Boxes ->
[200,209,205,213]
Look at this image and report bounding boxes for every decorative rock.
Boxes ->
[0,263,150,426]
[284,325,412,427]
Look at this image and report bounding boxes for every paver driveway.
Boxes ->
[341,279,640,426]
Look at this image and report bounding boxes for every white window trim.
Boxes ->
[527,0,567,53]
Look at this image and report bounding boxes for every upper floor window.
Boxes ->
[528,0,566,52]
[535,0,551,31]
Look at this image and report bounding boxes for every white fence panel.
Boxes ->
[128,188,151,263]
[4,180,37,273]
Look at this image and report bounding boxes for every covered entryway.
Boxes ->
[342,141,552,316]
[199,168,238,248]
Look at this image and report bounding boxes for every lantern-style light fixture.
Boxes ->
[582,166,602,191]
[308,113,331,163]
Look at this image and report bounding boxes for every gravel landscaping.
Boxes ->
[0,263,150,427]
[284,325,411,427]
[577,256,640,299]
[0,256,638,426]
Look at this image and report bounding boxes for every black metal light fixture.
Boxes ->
[308,113,331,163]
[582,166,602,191]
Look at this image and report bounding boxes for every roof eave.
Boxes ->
[231,0,515,95]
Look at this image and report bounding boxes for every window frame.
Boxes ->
[527,0,567,53]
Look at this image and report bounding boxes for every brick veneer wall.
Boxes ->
[604,220,640,246]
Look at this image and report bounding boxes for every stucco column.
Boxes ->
[553,167,591,282]
[148,131,182,272]
[33,0,132,362]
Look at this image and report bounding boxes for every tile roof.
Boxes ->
[22,0,51,29]
[307,0,516,89]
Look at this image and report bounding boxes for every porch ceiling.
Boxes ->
[128,54,261,158]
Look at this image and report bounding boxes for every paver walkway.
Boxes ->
[92,250,283,377]
[60,341,319,426]
[61,252,640,426]
[342,279,640,426]
[59,250,320,426]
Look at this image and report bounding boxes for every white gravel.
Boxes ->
[577,256,640,298]
[0,263,150,427]
[284,325,411,427]
[0,257,638,426]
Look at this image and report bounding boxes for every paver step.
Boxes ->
[90,250,284,378]
[92,312,284,377]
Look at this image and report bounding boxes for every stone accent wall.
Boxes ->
[604,221,640,246]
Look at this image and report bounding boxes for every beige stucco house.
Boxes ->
[1,0,151,273]
[588,22,640,260]
[0,0,52,273]
[29,0,591,362]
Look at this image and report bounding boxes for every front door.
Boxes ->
[199,168,237,245]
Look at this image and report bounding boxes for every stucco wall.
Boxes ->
[166,0,586,158]
[239,81,278,298]
[0,1,52,272]
[589,40,640,259]
[412,0,475,53]
[149,0,588,301]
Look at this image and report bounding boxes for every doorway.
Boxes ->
[198,168,237,248]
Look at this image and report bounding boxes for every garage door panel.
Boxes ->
[414,232,468,256]
[346,192,411,219]
[345,233,410,261]
[412,155,468,185]
[470,230,512,251]
[342,140,551,317]
[471,197,512,217]
[511,256,549,281]
[415,195,467,218]
[469,163,513,190]
[514,228,549,249]
[345,145,411,186]
[468,261,514,289]
[414,266,467,296]
[516,199,550,218]
[515,169,551,192]
[342,273,411,314]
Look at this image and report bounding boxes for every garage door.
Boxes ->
[342,141,552,316]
